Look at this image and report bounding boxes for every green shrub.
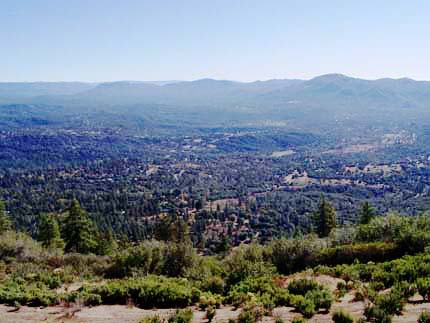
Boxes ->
[274,316,284,323]
[305,288,332,312]
[295,297,316,318]
[108,240,165,277]
[237,301,265,323]
[62,253,111,277]
[336,281,348,298]
[168,308,193,323]
[291,318,306,323]
[199,292,222,309]
[203,276,225,294]
[392,281,416,300]
[0,278,59,307]
[417,278,430,301]
[353,286,366,302]
[224,243,274,285]
[376,290,404,316]
[226,276,289,309]
[77,275,196,308]
[418,310,430,323]
[0,231,44,262]
[316,242,400,267]
[269,236,326,275]
[162,242,197,277]
[369,281,386,292]
[139,311,193,323]
[287,279,320,296]
[139,315,163,323]
[332,309,354,323]
[364,304,392,323]
[206,306,216,323]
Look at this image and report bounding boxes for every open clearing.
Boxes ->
[2,274,430,323]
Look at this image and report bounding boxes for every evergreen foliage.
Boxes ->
[62,199,97,254]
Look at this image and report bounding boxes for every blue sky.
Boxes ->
[1,0,430,82]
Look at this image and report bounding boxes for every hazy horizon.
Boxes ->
[0,73,428,84]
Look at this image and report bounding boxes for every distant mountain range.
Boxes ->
[2,74,430,108]
[1,74,430,132]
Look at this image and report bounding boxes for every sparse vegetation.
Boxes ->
[332,309,354,323]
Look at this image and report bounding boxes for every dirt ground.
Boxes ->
[2,275,430,323]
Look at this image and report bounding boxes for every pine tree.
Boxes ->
[216,235,231,253]
[96,229,118,255]
[37,213,65,250]
[359,201,375,225]
[316,196,337,237]
[170,218,190,243]
[154,215,190,243]
[0,201,12,234]
[62,199,97,254]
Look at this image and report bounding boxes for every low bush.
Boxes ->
[199,292,223,309]
[0,232,44,262]
[417,278,430,301]
[202,276,225,294]
[139,309,193,323]
[418,310,430,323]
[305,288,332,312]
[140,316,163,323]
[274,316,284,323]
[206,305,216,323]
[287,279,320,296]
[0,278,59,307]
[364,304,393,323]
[226,276,290,309]
[286,278,332,318]
[77,275,197,308]
[168,308,193,323]
[223,243,275,286]
[332,309,354,323]
[291,318,306,323]
[335,281,348,298]
[315,242,400,267]
[376,290,405,316]
[108,241,165,277]
[237,301,266,323]
[295,297,316,318]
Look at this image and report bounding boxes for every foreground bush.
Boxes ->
[364,289,405,323]
[295,296,316,318]
[0,278,59,306]
[237,301,266,323]
[364,304,393,323]
[199,292,223,309]
[140,315,163,323]
[77,275,198,308]
[168,308,193,323]
[268,236,327,275]
[108,241,165,277]
[139,309,193,323]
[226,276,290,309]
[0,231,44,262]
[417,278,430,301]
[291,318,306,323]
[223,243,274,286]
[287,278,320,296]
[418,310,430,323]
[316,242,400,267]
[332,309,354,323]
[305,288,332,312]
[287,279,332,318]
